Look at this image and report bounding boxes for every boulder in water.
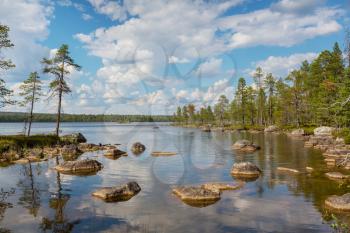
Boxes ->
[77,143,100,152]
[92,181,141,202]
[55,159,103,174]
[60,133,87,144]
[131,142,146,154]
[104,148,127,159]
[325,172,349,180]
[172,186,220,207]
[231,162,262,178]
[325,193,350,211]
[60,144,82,161]
[264,125,279,133]
[314,126,335,136]
[290,129,305,137]
[232,140,260,153]
[277,167,300,174]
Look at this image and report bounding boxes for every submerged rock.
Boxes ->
[325,193,350,211]
[172,186,220,207]
[131,142,146,155]
[201,182,244,192]
[277,167,300,174]
[306,167,314,173]
[55,159,103,174]
[60,133,87,144]
[232,140,260,153]
[325,172,349,180]
[314,126,335,136]
[92,181,141,202]
[151,151,177,156]
[104,148,127,159]
[264,125,279,133]
[231,162,262,178]
[13,156,43,164]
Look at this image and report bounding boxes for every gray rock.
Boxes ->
[104,148,127,159]
[314,126,335,136]
[232,140,260,152]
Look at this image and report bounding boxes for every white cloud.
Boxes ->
[82,13,93,21]
[168,56,190,64]
[195,58,223,77]
[0,0,53,83]
[251,52,318,78]
[87,0,128,21]
[219,6,343,48]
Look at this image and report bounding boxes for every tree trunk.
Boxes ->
[27,78,36,136]
[56,89,62,136]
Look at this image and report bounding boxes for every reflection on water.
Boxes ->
[1,123,350,232]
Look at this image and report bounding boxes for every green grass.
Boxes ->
[333,128,350,144]
[0,135,60,153]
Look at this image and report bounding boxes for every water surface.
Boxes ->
[0,122,349,233]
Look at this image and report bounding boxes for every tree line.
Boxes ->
[0,112,171,123]
[174,39,350,129]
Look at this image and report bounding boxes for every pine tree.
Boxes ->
[0,24,15,108]
[214,95,229,126]
[19,72,42,136]
[42,44,81,136]
[253,67,265,125]
[235,77,247,125]
[265,73,276,125]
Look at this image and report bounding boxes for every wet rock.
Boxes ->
[264,125,279,133]
[151,151,177,156]
[325,193,350,211]
[77,143,100,152]
[232,140,260,153]
[314,126,335,136]
[13,156,43,164]
[131,142,146,155]
[277,167,300,174]
[231,162,262,178]
[92,181,141,202]
[172,186,220,207]
[60,133,87,144]
[101,144,117,150]
[60,144,82,161]
[201,182,244,192]
[24,148,43,158]
[325,172,349,180]
[289,129,305,137]
[201,125,211,132]
[55,159,103,174]
[104,148,127,159]
[306,167,314,173]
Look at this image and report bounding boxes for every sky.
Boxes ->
[0,0,349,115]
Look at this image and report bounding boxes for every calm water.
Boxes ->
[0,122,349,233]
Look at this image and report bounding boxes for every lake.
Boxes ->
[0,122,348,233]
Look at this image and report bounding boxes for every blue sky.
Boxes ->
[0,0,349,115]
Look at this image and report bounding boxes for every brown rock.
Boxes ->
[55,159,103,174]
[92,181,141,202]
[325,193,350,211]
[231,162,261,178]
[277,167,300,174]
